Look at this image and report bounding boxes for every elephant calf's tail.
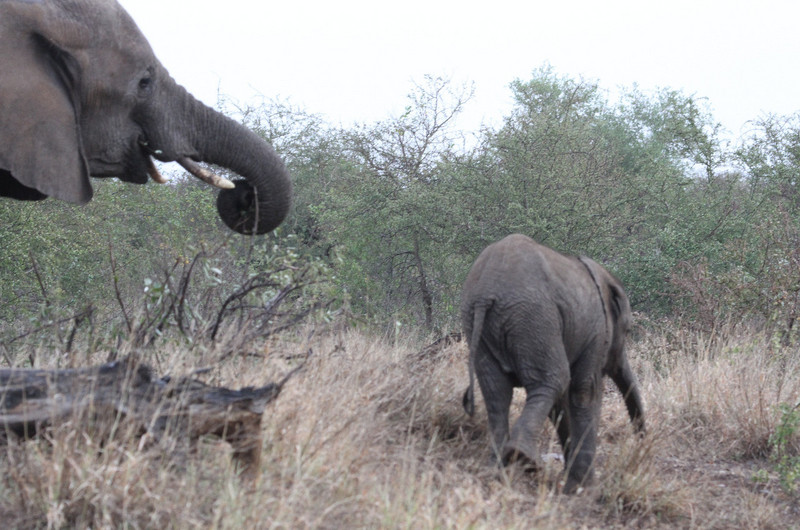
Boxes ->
[463,302,490,417]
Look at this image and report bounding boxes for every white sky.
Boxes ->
[122,0,800,141]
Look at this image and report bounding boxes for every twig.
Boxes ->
[174,251,207,335]
[1,309,92,346]
[109,241,132,334]
[0,343,11,367]
[276,347,313,386]
[64,305,93,354]
[28,251,48,301]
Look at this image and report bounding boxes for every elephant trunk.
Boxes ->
[187,95,292,235]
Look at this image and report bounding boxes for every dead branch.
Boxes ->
[0,356,299,480]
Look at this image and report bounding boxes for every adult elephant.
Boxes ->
[0,0,291,235]
[461,234,645,493]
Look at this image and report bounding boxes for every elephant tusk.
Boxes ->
[177,158,235,190]
[146,156,168,183]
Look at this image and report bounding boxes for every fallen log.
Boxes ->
[0,356,296,479]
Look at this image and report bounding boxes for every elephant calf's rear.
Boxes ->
[461,234,645,493]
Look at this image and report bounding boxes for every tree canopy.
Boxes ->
[2,67,799,339]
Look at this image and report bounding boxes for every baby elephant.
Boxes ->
[462,234,645,493]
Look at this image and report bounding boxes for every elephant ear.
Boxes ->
[0,8,92,203]
[607,278,631,330]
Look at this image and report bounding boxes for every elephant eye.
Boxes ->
[137,68,155,94]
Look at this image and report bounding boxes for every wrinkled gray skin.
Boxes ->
[0,0,291,235]
[462,234,645,493]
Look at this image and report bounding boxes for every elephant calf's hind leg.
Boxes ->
[503,381,567,471]
[562,378,603,493]
[475,355,514,464]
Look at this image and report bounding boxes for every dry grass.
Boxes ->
[2,320,800,528]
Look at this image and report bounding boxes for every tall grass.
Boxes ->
[1,316,798,528]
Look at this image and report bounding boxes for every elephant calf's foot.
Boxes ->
[562,470,594,494]
[562,459,595,494]
[501,441,542,472]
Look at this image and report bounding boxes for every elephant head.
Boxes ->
[0,0,291,235]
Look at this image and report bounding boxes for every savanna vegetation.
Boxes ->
[1,66,799,527]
